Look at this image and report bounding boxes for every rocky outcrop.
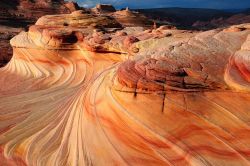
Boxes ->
[64,1,80,12]
[1,0,74,19]
[224,24,250,91]
[111,8,153,27]
[92,4,116,13]
[0,0,79,67]
[116,24,250,93]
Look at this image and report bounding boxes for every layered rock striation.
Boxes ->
[1,8,250,166]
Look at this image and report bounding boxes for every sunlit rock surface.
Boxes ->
[1,10,250,166]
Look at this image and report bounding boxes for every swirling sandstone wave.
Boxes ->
[1,11,250,166]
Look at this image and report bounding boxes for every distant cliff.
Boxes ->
[136,7,250,29]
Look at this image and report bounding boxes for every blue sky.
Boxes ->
[69,0,250,9]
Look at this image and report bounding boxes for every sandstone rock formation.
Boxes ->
[1,0,75,19]
[111,8,153,27]
[0,0,79,67]
[93,4,116,13]
[1,8,250,166]
[90,4,153,28]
